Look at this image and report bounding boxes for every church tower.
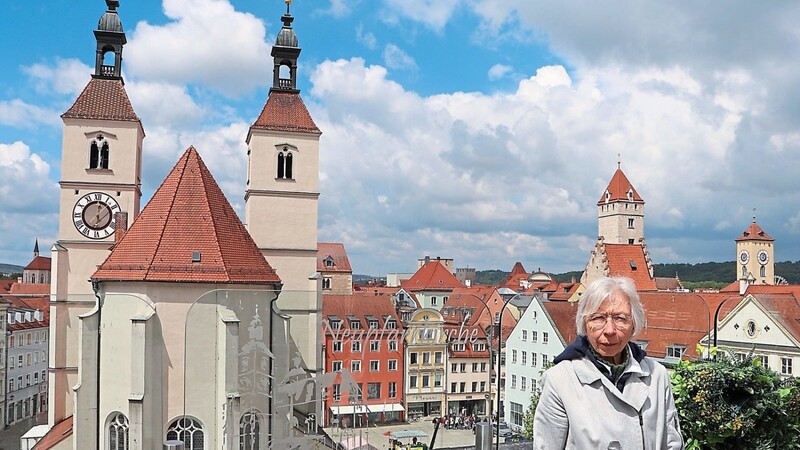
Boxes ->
[244,1,323,373]
[735,214,775,286]
[49,0,143,426]
[597,163,645,245]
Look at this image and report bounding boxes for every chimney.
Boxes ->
[115,211,129,243]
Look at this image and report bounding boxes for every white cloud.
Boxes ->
[488,64,512,81]
[0,142,58,214]
[0,100,60,130]
[24,59,93,96]
[382,0,461,31]
[126,81,206,128]
[356,23,377,50]
[125,0,270,96]
[382,44,417,71]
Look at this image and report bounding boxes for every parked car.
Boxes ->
[493,422,513,437]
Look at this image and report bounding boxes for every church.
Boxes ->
[39,1,325,448]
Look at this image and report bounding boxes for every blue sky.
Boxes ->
[2,0,800,278]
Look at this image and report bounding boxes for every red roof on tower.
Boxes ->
[735,222,774,242]
[251,91,321,135]
[92,147,280,284]
[598,168,643,205]
[61,78,139,122]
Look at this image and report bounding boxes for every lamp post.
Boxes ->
[494,295,514,450]
[712,296,740,356]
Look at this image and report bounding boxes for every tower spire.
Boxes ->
[33,239,39,257]
[271,0,301,92]
[93,0,127,80]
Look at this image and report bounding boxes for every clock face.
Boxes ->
[757,250,769,265]
[739,250,750,265]
[73,192,120,239]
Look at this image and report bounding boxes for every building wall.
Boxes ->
[598,202,644,245]
[503,299,566,429]
[7,323,49,426]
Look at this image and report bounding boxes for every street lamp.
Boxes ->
[495,294,515,450]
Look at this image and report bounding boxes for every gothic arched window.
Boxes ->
[90,135,110,169]
[760,265,766,278]
[239,410,262,450]
[276,146,294,180]
[107,412,129,450]
[166,416,204,450]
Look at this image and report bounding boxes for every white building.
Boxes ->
[6,306,48,426]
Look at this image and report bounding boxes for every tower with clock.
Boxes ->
[735,214,775,286]
[49,0,143,427]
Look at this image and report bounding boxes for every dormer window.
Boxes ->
[89,135,110,169]
[627,189,634,201]
[276,146,293,179]
[324,256,335,268]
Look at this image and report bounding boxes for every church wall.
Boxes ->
[60,119,143,187]
[246,195,318,253]
[246,131,320,194]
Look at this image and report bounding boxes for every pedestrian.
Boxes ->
[533,276,684,449]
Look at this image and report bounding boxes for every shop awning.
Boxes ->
[366,403,405,413]
[330,404,371,415]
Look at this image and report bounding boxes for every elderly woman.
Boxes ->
[533,276,684,450]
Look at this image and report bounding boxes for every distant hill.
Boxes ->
[475,261,800,287]
[0,263,23,278]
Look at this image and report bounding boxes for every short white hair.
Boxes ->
[575,276,646,336]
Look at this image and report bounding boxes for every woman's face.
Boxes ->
[585,291,634,363]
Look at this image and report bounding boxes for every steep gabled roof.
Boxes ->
[92,147,280,284]
[321,293,399,332]
[61,78,139,122]
[317,242,352,273]
[603,244,657,290]
[31,416,73,450]
[402,260,463,292]
[251,90,321,135]
[597,167,643,205]
[24,256,51,271]
[735,222,774,242]
[9,283,50,295]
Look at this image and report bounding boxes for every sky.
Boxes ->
[1,0,800,277]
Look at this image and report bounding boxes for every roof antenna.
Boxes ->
[752,208,757,223]
[617,153,621,169]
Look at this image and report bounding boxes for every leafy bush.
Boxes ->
[671,352,800,449]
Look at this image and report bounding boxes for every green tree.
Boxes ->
[671,351,800,449]
[522,386,541,438]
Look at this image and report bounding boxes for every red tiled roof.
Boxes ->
[402,260,463,292]
[546,292,739,360]
[749,292,800,342]
[735,222,774,242]
[603,244,657,290]
[32,416,73,450]
[0,280,13,293]
[9,283,50,295]
[597,168,643,204]
[317,242,352,273]
[548,282,580,301]
[61,78,139,122]
[92,147,280,284]
[321,293,399,331]
[251,91,321,134]
[543,300,580,345]
[6,296,49,331]
[24,256,51,271]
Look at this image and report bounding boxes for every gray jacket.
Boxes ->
[533,353,684,450]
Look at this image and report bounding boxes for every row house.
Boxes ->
[321,293,404,427]
[404,309,447,418]
[401,258,463,310]
[6,298,49,426]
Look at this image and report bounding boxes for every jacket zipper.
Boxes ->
[638,411,645,450]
